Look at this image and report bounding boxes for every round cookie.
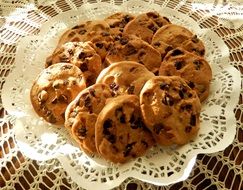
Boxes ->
[105,35,161,74]
[46,41,102,86]
[152,24,205,58]
[159,47,212,102]
[65,83,114,154]
[96,61,155,96]
[140,76,201,146]
[123,11,171,43]
[95,95,155,163]
[30,63,86,125]
[57,20,114,61]
[104,12,135,38]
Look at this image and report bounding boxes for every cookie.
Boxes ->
[159,47,212,102]
[95,95,155,163]
[96,61,155,96]
[30,63,86,125]
[46,41,102,86]
[152,24,205,58]
[105,35,161,74]
[124,11,171,43]
[104,12,135,38]
[140,76,201,146]
[65,83,114,154]
[57,20,114,60]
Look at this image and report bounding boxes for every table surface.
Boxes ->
[0,0,242,190]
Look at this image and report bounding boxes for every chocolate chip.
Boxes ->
[61,64,72,70]
[153,41,161,47]
[129,67,136,72]
[185,126,192,133]
[103,119,113,129]
[123,15,131,23]
[181,104,192,112]
[60,56,70,62]
[119,28,124,32]
[78,52,86,60]
[68,49,74,55]
[171,49,184,56]
[78,127,87,137]
[153,123,164,134]
[68,31,76,38]
[175,61,184,70]
[155,20,163,27]
[193,60,202,70]
[188,81,195,89]
[165,46,173,52]
[51,98,58,104]
[79,63,88,72]
[162,94,174,106]
[120,37,128,45]
[125,44,137,56]
[160,82,170,90]
[148,23,157,33]
[71,25,80,29]
[107,134,116,143]
[115,107,126,123]
[79,29,87,35]
[163,17,170,23]
[48,114,57,124]
[123,142,136,157]
[46,59,52,67]
[138,50,146,59]
[95,42,104,49]
[58,94,68,103]
[191,35,199,43]
[101,31,110,36]
[199,49,205,56]
[190,115,196,126]
[127,85,135,94]
[109,82,119,91]
[147,12,159,18]
[141,140,149,148]
[84,96,91,108]
[89,88,95,97]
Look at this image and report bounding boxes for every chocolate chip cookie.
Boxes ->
[104,12,135,38]
[30,63,86,125]
[140,76,201,146]
[159,48,212,102]
[96,61,155,96]
[152,24,205,58]
[57,20,114,60]
[65,83,114,154]
[124,11,171,43]
[105,35,161,74]
[46,41,102,86]
[95,95,155,163]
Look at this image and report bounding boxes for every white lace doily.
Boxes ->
[1,1,241,189]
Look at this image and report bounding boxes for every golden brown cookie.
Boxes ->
[124,11,171,43]
[104,12,135,38]
[96,61,155,96]
[152,24,205,58]
[46,41,102,86]
[30,63,86,125]
[105,35,161,74]
[140,76,201,146]
[95,95,155,163]
[65,83,114,154]
[159,48,212,101]
[57,20,114,61]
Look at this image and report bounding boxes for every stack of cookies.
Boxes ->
[30,12,212,163]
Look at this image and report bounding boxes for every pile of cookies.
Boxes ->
[30,12,212,163]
